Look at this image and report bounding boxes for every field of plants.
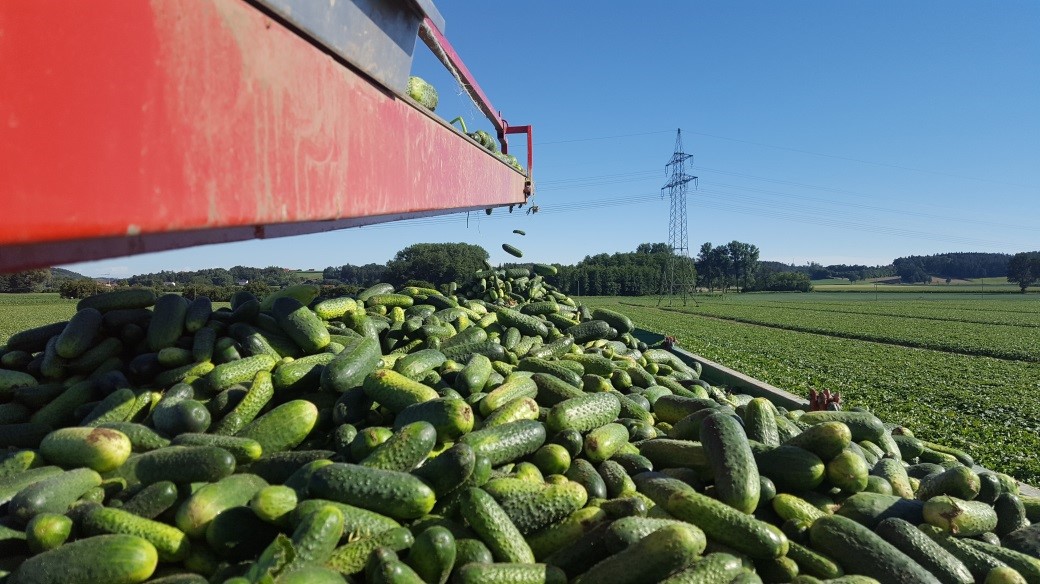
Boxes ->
[620,293,1040,362]
[0,293,76,345]
[585,294,1040,484]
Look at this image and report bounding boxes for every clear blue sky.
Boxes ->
[65,1,1040,278]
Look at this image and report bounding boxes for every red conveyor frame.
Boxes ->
[0,0,533,273]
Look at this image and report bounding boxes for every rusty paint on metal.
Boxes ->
[0,0,527,272]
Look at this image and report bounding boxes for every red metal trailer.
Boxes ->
[0,0,533,273]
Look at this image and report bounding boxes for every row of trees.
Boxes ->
[19,244,1038,301]
[125,266,299,288]
[550,243,686,296]
[891,252,1011,283]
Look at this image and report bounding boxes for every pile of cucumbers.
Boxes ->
[0,263,1038,584]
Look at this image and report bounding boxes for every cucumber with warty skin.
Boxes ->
[308,463,435,521]
[663,487,788,560]
[82,505,191,562]
[701,411,760,514]
[810,515,941,584]
[874,517,973,584]
[459,487,534,564]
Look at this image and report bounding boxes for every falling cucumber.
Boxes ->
[503,244,524,258]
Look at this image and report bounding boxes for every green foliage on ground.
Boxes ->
[585,293,1040,484]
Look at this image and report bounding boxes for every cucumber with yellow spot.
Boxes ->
[39,426,132,473]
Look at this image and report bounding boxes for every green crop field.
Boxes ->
[813,281,1023,292]
[0,293,77,345]
[584,293,1040,484]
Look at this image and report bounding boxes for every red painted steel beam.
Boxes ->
[0,0,529,273]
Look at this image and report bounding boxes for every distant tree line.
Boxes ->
[1,268,89,293]
[549,243,690,296]
[890,252,1010,283]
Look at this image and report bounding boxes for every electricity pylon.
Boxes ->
[658,129,698,306]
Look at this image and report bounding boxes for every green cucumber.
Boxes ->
[456,563,565,584]
[272,297,330,353]
[484,478,587,534]
[920,524,1010,581]
[546,393,621,434]
[460,420,546,467]
[480,374,538,416]
[874,518,973,584]
[309,463,435,520]
[9,467,102,524]
[324,526,414,576]
[80,387,137,426]
[658,553,744,584]
[79,288,156,312]
[414,443,477,497]
[751,443,825,493]
[827,449,870,493]
[798,411,885,442]
[120,480,179,519]
[394,397,474,442]
[363,369,439,413]
[527,507,608,561]
[236,399,318,454]
[292,498,400,542]
[583,422,629,464]
[459,487,534,563]
[147,294,188,351]
[917,465,981,501]
[811,515,940,583]
[210,370,275,435]
[98,422,170,452]
[784,542,843,579]
[271,353,335,395]
[11,533,158,584]
[667,488,788,560]
[574,523,703,584]
[25,512,72,553]
[171,433,263,463]
[204,354,278,393]
[456,354,494,396]
[701,411,759,513]
[743,398,779,447]
[407,526,456,584]
[175,473,268,538]
[136,446,236,485]
[360,421,437,472]
[283,504,344,571]
[871,458,915,499]
[783,421,851,461]
[83,505,190,562]
[836,492,924,528]
[54,308,103,359]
